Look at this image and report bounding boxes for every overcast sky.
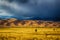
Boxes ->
[0,0,60,21]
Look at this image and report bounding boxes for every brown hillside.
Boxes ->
[0,18,60,28]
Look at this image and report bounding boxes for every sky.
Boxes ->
[0,0,60,21]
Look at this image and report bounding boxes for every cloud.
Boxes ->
[0,9,13,16]
[0,0,60,21]
[0,0,34,16]
[0,9,14,19]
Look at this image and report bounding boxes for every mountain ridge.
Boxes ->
[0,18,60,28]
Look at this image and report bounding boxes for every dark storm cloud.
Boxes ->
[0,0,60,21]
[9,0,29,3]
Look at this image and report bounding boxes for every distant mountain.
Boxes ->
[0,18,60,28]
[29,16,60,21]
[30,17,42,20]
[0,16,17,20]
[0,15,60,21]
[0,15,33,20]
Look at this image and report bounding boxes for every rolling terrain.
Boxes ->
[0,18,60,28]
[0,18,60,40]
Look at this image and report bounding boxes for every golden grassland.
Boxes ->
[0,27,60,40]
[0,18,60,40]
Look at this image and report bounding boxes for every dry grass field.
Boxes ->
[0,18,60,40]
[0,28,60,40]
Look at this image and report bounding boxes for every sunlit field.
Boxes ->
[0,27,60,40]
[0,18,60,40]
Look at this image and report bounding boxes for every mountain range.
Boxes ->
[0,18,60,28]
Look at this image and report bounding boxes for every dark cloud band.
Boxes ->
[0,0,60,21]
